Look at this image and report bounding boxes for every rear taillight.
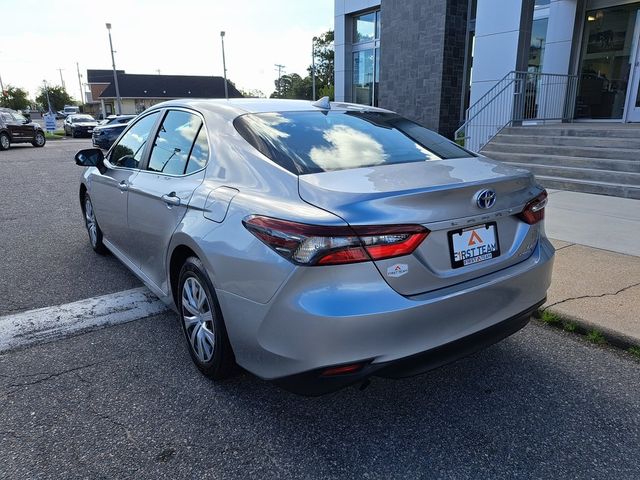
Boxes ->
[519,190,548,225]
[243,215,429,266]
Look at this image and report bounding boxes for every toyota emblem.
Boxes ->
[476,189,496,209]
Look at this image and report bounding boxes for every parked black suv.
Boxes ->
[0,108,46,150]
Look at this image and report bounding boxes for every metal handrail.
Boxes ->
[455,71,579,152]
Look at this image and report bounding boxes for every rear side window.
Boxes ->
[233,111,474,175]
[110,111,160,168]
[146,110,206,175]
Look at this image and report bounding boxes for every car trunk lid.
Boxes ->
[298,157,543,296]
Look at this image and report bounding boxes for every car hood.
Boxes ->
[74,122,98,127]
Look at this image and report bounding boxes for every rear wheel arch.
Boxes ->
[79,184,88,211]
[169,245,199,308]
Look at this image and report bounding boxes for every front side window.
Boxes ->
[146,110,206,175]
[234,111,473,175]
[109,111,160,168]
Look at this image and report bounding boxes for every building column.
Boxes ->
[100,99,106,119]
[537,0,579,120]
[466,0,534,149]
[334,1,350,102]
[378,0,469,139]
[470,0,535,104]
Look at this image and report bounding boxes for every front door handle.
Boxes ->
[161,192,181,206]
[118,181,128,192]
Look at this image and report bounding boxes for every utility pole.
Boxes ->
[57,68,66,89]
[275,63,285,97]
[311,37,317,101]
[220,31,229,100]
[76,62,84,105]
[105,23,122,115]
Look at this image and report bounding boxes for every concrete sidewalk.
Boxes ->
[542,190,640,347]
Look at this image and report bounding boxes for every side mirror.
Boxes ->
[75,148,106,173]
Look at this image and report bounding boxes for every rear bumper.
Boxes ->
[275,298,543,395]
[217,236,554,392]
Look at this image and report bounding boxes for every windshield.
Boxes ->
[233,111,474,175]
[72,116,94,123]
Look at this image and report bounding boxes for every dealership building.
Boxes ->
[335,0,640,134]
[84,70,241,118]
[334,0,640,198]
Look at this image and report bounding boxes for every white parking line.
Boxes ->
[0,288,169,353]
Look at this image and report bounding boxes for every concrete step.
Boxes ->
[501,125,640,139]
[483,142,640,161]
[492,134,640,149]
[501,162,640,186]
[483,151,640,173]
[535,176,640,199]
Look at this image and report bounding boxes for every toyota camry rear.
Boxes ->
[76,99,554,396]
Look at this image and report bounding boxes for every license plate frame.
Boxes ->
[447,222,500,269]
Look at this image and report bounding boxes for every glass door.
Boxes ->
[576,4,640,119]
[625,10,640,122]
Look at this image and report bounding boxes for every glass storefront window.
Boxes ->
[353,49,375,105]
[576,4,639,119]
[353,12,376,43]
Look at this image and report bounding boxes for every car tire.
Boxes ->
[178,256,236,380]
[0,132,10,150]
[32,131,46,147]
[71,128,77,138]
[83,193,107,254]
[65,127,69,136]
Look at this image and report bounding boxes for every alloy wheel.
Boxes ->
[0,134,9,149]
[34,132,45,146]
[84,197,98,246]
[181,277,215,363]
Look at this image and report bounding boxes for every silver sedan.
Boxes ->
[75,98,554,395]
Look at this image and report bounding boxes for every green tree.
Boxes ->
[270,73,313,100]
[35,85,74,112]
[0,86,30,110]
[309,30,334,100]
[239,88,265,98]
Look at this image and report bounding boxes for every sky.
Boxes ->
[0,0,333,101]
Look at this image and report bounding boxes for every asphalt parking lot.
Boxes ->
[1,141,639,479]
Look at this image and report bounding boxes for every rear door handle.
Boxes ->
[118,181,128,191]
[161,192,181,206]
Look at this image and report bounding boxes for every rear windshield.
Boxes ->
[72,116,94,123]
[233,110,474,175]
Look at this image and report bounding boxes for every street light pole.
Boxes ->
[76,62,84,105]
[43,80,53,114]
[220,31,229,100]
[311,37,317,101]
[105,23,122,115]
